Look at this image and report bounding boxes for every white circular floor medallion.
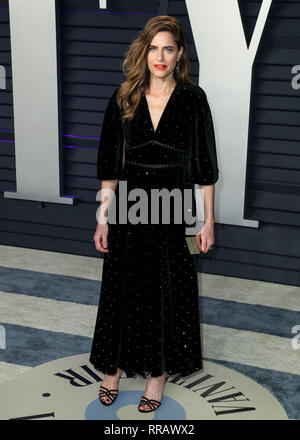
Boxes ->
[0,353,287,420]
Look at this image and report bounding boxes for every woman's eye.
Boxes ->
[149,47,173,52]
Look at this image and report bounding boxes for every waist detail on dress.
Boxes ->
[125,159,190,169]
[126,139,188,154]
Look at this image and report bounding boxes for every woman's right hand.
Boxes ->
[94,223,109,253]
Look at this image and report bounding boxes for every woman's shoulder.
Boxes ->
[179,82,207,100]
[109,86,121,101]
[178,83,208,113]
[105,86,122,112]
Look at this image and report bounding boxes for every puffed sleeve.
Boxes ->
[97,87,124,180]
[191,85,219,185]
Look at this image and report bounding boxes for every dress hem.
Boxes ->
[89,357,203,380]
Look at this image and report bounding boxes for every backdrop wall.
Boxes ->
[0,0,299,286]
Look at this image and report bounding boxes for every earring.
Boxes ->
[175,59,180,71]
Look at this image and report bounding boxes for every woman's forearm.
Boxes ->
[200,184,215,223]
[98,179,118,224]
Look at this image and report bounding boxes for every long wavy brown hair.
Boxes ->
[116,15,195,120]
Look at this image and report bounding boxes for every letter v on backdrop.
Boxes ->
[4,0,273,226]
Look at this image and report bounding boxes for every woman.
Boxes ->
[89,15,219,413]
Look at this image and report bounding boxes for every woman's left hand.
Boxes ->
[195,220,215,253]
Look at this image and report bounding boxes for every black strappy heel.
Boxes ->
[138,371,167,413]
[99,385,119,406]
[138,395,162,413]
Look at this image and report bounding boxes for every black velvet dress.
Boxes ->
[89,81,219,378]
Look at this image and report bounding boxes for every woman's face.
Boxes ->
[147,31,183,81]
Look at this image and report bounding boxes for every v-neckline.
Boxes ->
[143,82,179,135]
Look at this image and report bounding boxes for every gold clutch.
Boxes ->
[185,235,201,254]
